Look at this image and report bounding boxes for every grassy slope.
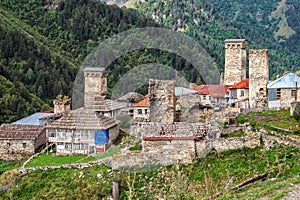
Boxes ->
[0,144,299,199]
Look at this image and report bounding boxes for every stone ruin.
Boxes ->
[148,79,176,123]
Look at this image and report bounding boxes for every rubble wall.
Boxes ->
[249,49,269,108]
[0,139,35,160]
[148,79,175,123]
[224,40,247,85]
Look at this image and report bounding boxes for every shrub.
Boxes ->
[292,102,300,121]
[129,145,142,151]
[236,114,248,124]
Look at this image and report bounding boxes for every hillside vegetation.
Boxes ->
[0,0,197,123]
[0,144,299,199]
[134,0,300,76]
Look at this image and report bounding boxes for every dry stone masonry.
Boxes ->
[224,39,247,86]
[249,49,269,108]
[84,67,108,108]
[148,79,176,123]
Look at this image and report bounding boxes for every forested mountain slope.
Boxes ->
[133,0,300,76]
[0,0,198,124]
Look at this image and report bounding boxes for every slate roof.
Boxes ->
[192,85,229,98]
[133,96,149,107]
[12,112,55,125]
[117,92,145,103]
[86,96,126,111]
[267,73,300,89]
[47,108,117,130]
[0,124,45,140]
[175,87,198,96]
[230,78,249,89]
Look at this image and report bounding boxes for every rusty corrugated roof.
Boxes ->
[230,78,249,89]
[192,85,229,97]
[133,96,149,107]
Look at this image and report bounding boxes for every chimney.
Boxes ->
[53,96,71,113]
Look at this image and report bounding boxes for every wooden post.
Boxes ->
[112,179,121,200]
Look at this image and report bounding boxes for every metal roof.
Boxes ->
[175,87,198,96]
[84,67,106,72]
[267,73,300,89]
[12,113,54,126]
[224,39,247,43]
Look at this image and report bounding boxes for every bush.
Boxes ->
[129,145,142,151]
[236,114,248,124]
[292,102,300,121]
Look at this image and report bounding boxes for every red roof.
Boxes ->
[192,85,229,98]
[133,96,148,107]
[230,78,249,89]
[40,110,54,113]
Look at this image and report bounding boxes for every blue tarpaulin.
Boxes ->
[94,130,109,144]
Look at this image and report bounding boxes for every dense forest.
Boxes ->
[135,0,300,77]
[0,0,300,124]
[0,0,200,124]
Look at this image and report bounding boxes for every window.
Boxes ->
[209,96,211,100]
[23,143,27,148]
[73,143,80,150]
[7,142,10,147]
[145,109,148,114]
[276,89,281,100]
[138,109,142,115]
[241,89,245,97]
[49,130,56,137]
[82,143,88,150]
[203,95,206,100]
[65,143,72,150]
[81,130,88,139]
[291,89,296,97]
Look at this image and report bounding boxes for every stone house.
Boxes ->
[192,84,229,105]
[85,95,127,118]
[0,124,46,160]
[268,73,300,109]
[133,96,149,122]
[133,86,204,123]
[129,121,216,164]
[46,108,119,155]
[228,78,250,110]
[117,92,145,117]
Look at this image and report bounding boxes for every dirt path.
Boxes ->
[282,183,300,200]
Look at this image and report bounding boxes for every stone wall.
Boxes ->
[84,67,108,108]
[148,79,175,123]
[224,39,247,86]
[212,135,261,152]
[0,139,35,160]
[249,49,269,108]
[34,129,46,151]
[280,88,300,108]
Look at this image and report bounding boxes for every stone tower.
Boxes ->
[84,67,108,108]
[249,49,269,108]
[148,79,175,123]
[224,39,248,86]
